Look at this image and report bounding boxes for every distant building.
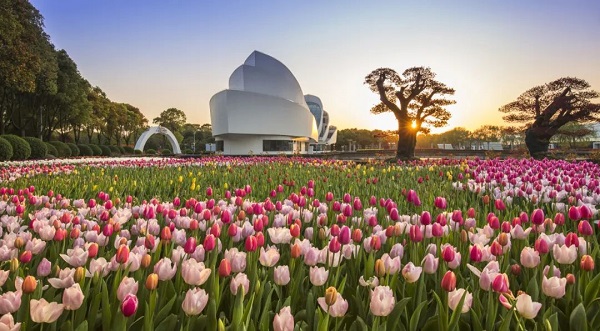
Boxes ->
[305,95,337,152]
[210,51,336,155]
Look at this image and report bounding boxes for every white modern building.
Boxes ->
[305,95,337,152]
[210,51,335,155]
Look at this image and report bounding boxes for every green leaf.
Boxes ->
[421,316,440,331]
[350,316,369,331]
[470,309,483,331]
[448,291,467,331]
[498,311,513,331]
[545,313,558,331]
[527,276,540,302]
[153,294,176,327]
[570,303,588,331]
[74,321,88,331]
[432,292,448,331]
[101,280,112,331]
[155,314,178,331]
[585,273,600,308]
[87,284,102,331]
[410,300,428,331]
[387,297,411,330]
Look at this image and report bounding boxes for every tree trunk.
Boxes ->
[395,119,418,160]
[525,127,552,159]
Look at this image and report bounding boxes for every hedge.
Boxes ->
[23,137,47,159]
[1,135,31,160]
[66,143,80,157]
[44,142,58,157]
[0,137,13,161]
[77,144,94,156]
[49,141,72,158]
[88,144,102,156]
[99,145,112,157]
[108,145,121,155]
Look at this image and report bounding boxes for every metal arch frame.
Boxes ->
[134,126,182,154]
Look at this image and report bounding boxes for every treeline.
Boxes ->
[336,124,597,151]
[0,0,147,146]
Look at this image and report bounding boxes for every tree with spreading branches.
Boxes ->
[365,67,455,160]
[499,77,600,158]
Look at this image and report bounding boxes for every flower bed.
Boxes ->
[0,157,598,330]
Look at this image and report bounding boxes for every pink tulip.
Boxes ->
[30,299,64,323]
[401,262,423,283]
[515,293,542,319]
[273,306,294,331]
[181,259,211,286]
[120,294,138,317]
[578,220,593,236]
[409,225,423,243]
[370,286,395,316]
[434,197,447,209]
[230,273,250,296]
[0,272,8,288]
[309,266,329,286]
[381,254,401,275]
[274,266,290,286]
[442,245,455,263]
[552,244,577,264]
[531,209,544,225]
[63,284,85,310]
[520,247,540,268]
[542,276,566,299]
[153,257,177,281]
[259,247,280,267]
[421,253,439,274]
[181,288,209,316]
[318,292,348,317]
[48,268,75,289]
[470,245,483,262]
[492,273,509,293]
[59,247,88,268]
[184,237,197,254]
[494,199,506,211]
[568,206,581,221]
[0,313,20,331]
[0,291,22,315]
[448,288,473,313]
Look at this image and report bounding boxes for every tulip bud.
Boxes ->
[490,241,503,256]
[121,294,138,317]
[146,273,158,290]
[534,238,549,254]
[511,264,521,276]
[581,255,594,271]
[290,243,302,259]
[442,246,455,263]
[325,287,337,306]
[116,245,130,264]
[10,258,19,273]
[74,267,85,283]
[460,230,468,243]
[204,234,216,252]
[160,226,172,242]
[370,235,381,251]
[141,254,151,269]
[374,259,386,277]
[566,273,576,285]
[14,237,24,249]
[290,224,300,238]
[352,229,362,243]
[441,271,457,292]
[218,259,231,277]
[498,233,509,247]
[19,250,32,264]
[23,275,37,294]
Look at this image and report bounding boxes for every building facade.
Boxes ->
[210,51,335,155]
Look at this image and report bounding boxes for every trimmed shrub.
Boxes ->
[67,143,80,157]
[0,137,13,161]
[100,145,112,157]
[145,149,156,155]
[23,137,47,159]
[49,141,71,158]
[77,144,93,156]
[134,149,143,155]
[44,142,58,157]
[123,146,135,154]
[2,135,31,160]
[161,149,172,156]
[88,144,102,156]
[183,148,193,154]
[109,145,121,155]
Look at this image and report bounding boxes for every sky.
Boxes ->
[31,0,600,133]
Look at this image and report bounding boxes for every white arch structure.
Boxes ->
[134,126,182,154]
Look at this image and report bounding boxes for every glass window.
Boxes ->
[216,141,224,151]
[263,140,292,152]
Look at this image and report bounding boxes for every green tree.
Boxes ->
[153,108,187,133]
[471,125,502,150]
[365,67,456,160]
[499,77,600,158]
[553,122,596,149]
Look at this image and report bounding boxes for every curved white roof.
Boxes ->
[211,51,319,142]
[229,51,308,107]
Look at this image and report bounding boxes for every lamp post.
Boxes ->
[192,130,201,153]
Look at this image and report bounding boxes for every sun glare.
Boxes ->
[411,121,417,129]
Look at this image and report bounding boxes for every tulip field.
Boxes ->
[1,156,600,331]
